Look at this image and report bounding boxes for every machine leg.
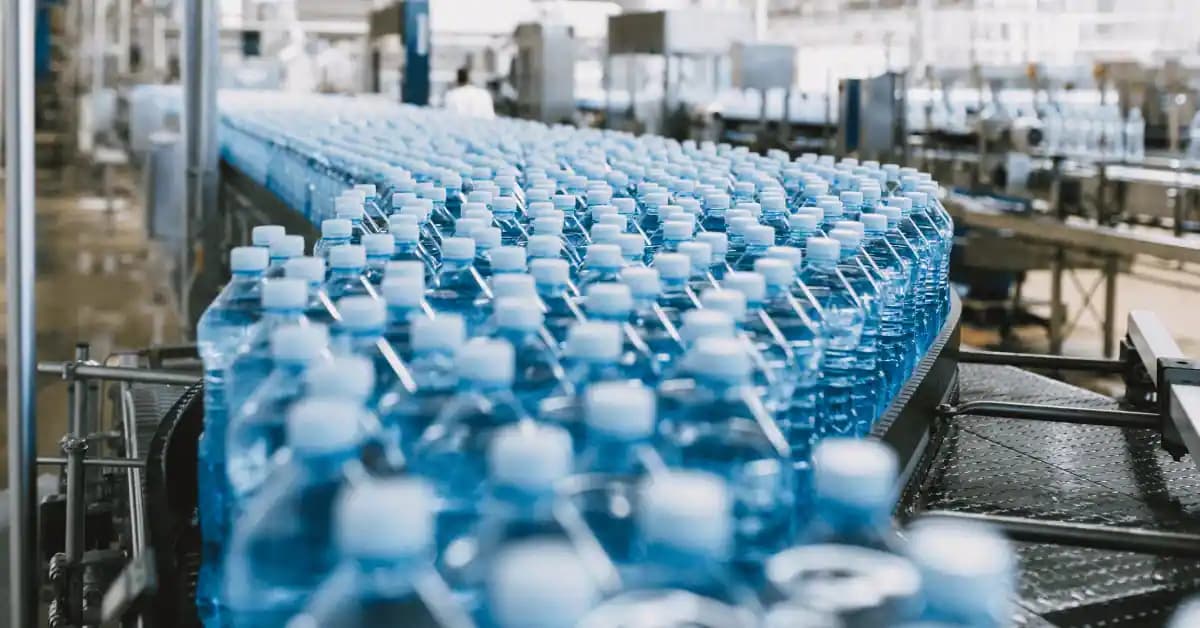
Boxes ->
[1050,246,1065,354]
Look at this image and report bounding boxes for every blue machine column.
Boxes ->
[402,0,430,106]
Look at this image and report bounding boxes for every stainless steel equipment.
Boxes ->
[513,22,575,124]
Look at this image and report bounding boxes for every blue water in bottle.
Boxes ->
[888,196,935,348]
[380,275,429,359]
[861,212,913,396]
[284,256,337,326]
[333,295,403,403]
[196,246,268,626]
[377,315,465,456]
[226,278,312,424]
[530,258,583,345]
[584,283,658,383]
[361,233,393,285]
[410,339,527,551]
[324,245,372,301]
[649,253,700,317]
[806,438,898,549]
[426,236,491,333]
[799,237,863,438]
[659,337,795,570]
[223,398,367,627]
[828,226,884,431]
[621,266,686,376]
[492,297,564,417]
[314,218,352,261]
[878,205,923,376]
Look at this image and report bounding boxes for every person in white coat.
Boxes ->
[443,67,495,119]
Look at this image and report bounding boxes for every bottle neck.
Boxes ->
[808,257,838,271]
[329,266,364,279]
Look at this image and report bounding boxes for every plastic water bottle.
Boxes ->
[324,245,373,301]
[806,439,898,548]
[377,315,466,457]
[760,195,789,244]
[333,295,405,403]
[493,196,525,245]
[894,194,940,345]
[725,216,756,264]
[387,217,433,280]
[225,324,329,534]
[226,277,311,420]
[659,337,794,569]
[266,234,303,278]
[196,248,269,624]
[839,191,863,222]
[426,236,491,333]
[734,226,775,272]
[650,253,700,316]
[878,206,924,372]
[252,224,286,250]
[530,258,583,345]
[492,297,563,416]
[799,237,863,437]
[285,256,337,326]
[484,539,599,628]
[861,212,913,395]
[907,519,1015,628]
[1124,107,1145,163]
[695,232,730,280]
[584,283,657,383]
[380,275,429,358]
[579,244,624,289]
[572,382,664,564]
[828,227,883,430]
[314,218,352,261]
[621,266,686,377]
[291,478,470,627]
[223,398,367,626]
[410,339,526,549]
[361,233,393,285]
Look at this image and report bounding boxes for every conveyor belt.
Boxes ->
[909,363,1200,627]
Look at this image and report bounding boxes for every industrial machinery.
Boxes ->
[512,22,575,124]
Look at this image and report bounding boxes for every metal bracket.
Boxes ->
[1158,357,1200,462]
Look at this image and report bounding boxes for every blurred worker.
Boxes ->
[443,67,495,119]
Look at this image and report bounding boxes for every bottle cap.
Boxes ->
[685,336,750,380]
[552,194,577,210]
[590,223,622,245]
[662,220,694,242]
[492,273,537,300]
[643,191,669,207]
[494,297,544,332]
[488,422,573,491]
[529,257,570,286]
[840,191,863,207]
[287,398,362,453]
[231,246,269,272]
[817,198,843,220]
[252,225,286,248]
[488,540,598,628]
[270,324,328,362]
[306,355,375,401]
[722,271,766,303]
[463,205,493,222]
[886,196,912,211]
[861,185,881,202]
[389,220,420,244]
[735,201,762,218]
[586,244,623,270]
[338,294,385,329]
[638,470,731,557]
[765,246,803,270]
[907,519,1015,624]
[490,246,527,273]
[862,213,888,234]
[565,322,621,362]
[677,241,712,272]
[381,275,424,309]
[806,237,840,262]
[284,256,325,285]
[532,215,565,237]
[456,338,515,385]
[834,220,865,236]
[829,228,862,252]
[754,257,795,288]
[620,266,660,298]
[877,207,901,227]
[618,233,646,259]
[705,193,732,210]
[903,191,928,208]
[328,245,366,269]
[728,216,757,236]
[269,234,303,261]
[788,213,819,232]
[806,181,829,197]
[681,309,735,344]
[454,217,485,238]
[653,253,690,280]
[745,225,776,247]
[386,260,425,279]
[761,195,786,213]
[441,236,475,261]
[585,381,655,439]
[588,188,614,205]
[585,283,633,318]
[700,289,746,321]
[362,233,394,258]
[411,315,465,353]
[695,232,728,257]
[321,218,352,239]
[612,197,636,215]
[337,478,434,557]
[812,438,898,507]
[468,189,494,205]
[475,227,501,251]
[334,196,363,219]
[261,278,307,309]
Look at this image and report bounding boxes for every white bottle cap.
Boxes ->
[475,227,502,251]
[305,355,375,401]
[468,189,494,204]
[903,191,928,208]
[463,205,493,222]
[834,220,865,236]
[861,185,881,202]
[680,309,735,344]
[586,244,623,270]
[565,322,621,362]
[411,314,465,353]
[590,224,622,245]
[231,246,269,272]
[382,275,424,309]
[492,273,538,300]
[528,235,563,260]
[886,196,913,211]
[907,519,1015,623]
[585,283,633,318]
[441,236,476,261]
[817,198,843,220]
[722,271,766,303]
[685,336,750,380]
[456,338,515,385]
[454,217,485,238]
[754,257,795,288]
[329,245,366,269]
[829,228,862,253]
[596,214,626,230]
[705,193,732,210]
[618,233,646,259]
[745,225,776,247]
[662,220,693,242]
[321,218,352,238]
[613,197,636,215]
[386,260,425,279]
[261,278,307,309]
[765,245,803,271]
[696,232,728,257]
[362,233,394,257]
[812,438,898,507]
[285,256,325,284]
[494,297,545,332]
[761,195,786,213]
[806,237,840,262]
[389,220,420,244]
[400,202,431,223]
[493,196,518,213]
[588,188,614,205]
[677,241,713,272]
[728,216,757,236]
[653,253,690,280]
[590,204,617,220]
[490,246,527,273]
[335,195,363,218]
[806,181,829,196]
[700,289,746,321]
[840,190,863,207]
[620,266,660,298]
[269,234,304,260]
[252,225,286,248]
[638,470,731,557]
[337,478,434,557]
[585,381,655,439]
[529,257,570,286]
[488,540,598,628]
[287,398,362,453]
[337,295,386,331]
[489,422,573,491]
[270,324,329,362]
[878,206,901,227]
[527,201,556,218]
[862,213,888,233]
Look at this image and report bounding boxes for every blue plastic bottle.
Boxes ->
[806,438,899,549]
[584,283,658,383]
[314,218,353,261]
[695,232,730,281]
[621,266,686,374]
[324,245,373,301]
[410,339,526,550]
[333,295,405,403]
[839,191,864,221]
[426,236,492,333]
[660,220,693,254]
[907,519,1015,628]
[650,253,700,316]
[734,225,775,272]
[492,297,564,417]
[725,216,757,265]
[678,241,716,293]
[483,539,599,628]
[196,246,269,626]
[548,322,628,427]
[888,196,934,348]
[530,257,584,345]
[226,277,312,422]
[760,195,790,244]
[291,478,470,627]
[377,315,465,456]
[659,337,795,569]
[829,227,884,431]
[285,256,337,326]
[799,237,863,438]
[878,205,923,374]
[578,243,624,290]
[223,398,367,627]
[380,275,430,359]
[361,233,393,285]
[861,212,913,396]
[266,234,303,278]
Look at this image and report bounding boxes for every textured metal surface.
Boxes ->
[907,363,1200,627]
